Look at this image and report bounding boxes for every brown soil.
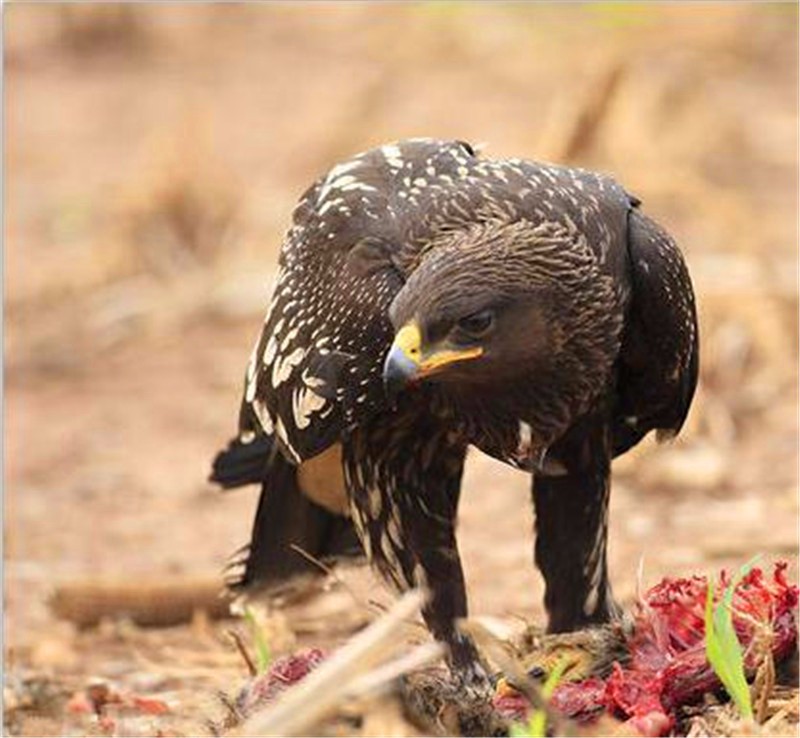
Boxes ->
[5,5,797,735]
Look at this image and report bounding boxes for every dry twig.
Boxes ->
[50,576,230,628]
[237,589,429,736]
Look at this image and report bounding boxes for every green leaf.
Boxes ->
[509,656,570,738]
[243,606,272,674]
[704,558,760,721]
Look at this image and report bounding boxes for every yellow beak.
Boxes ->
[383,321,483,397]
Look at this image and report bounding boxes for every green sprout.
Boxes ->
[705,556,761,721]
[509,657,569,738]
[242,605,272,674]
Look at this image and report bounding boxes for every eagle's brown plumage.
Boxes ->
[211,138,698,686]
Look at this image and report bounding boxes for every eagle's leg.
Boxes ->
[532,419,622,633]
[343,421,489,694]
[405,501,487,691]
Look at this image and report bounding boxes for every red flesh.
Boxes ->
[494,563,798,736]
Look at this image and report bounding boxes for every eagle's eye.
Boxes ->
[454,309,495,341]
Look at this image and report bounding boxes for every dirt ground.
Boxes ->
[4,5,798,736]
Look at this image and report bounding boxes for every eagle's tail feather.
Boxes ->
[210,435,272,489]
[211,436,363,591]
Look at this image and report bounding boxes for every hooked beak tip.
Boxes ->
[383,345,419,400]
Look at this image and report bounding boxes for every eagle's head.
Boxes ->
[382,220,616,402]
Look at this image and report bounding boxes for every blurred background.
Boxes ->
[5,3,798,734]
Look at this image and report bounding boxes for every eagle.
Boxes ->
[211,138,698,687]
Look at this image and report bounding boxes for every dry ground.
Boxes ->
[4,5,798,735]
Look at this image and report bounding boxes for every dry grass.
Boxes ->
[4,4,797,737]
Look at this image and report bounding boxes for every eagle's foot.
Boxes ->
[447,633,494,701]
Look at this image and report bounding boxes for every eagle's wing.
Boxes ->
[612,207,699,455]
[240,139,494,462]
[216,139,488,591]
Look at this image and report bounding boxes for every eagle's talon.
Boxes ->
[446,635,494,701]
[528,665,546,682]
[453,663,494,703]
